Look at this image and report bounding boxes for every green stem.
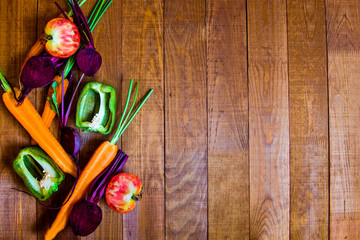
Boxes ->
[118,82,139,134]
[78,0,87,7]
[111,80,133,144]
[0,68,11,92]
[110,83,153,145]
[88,0,104,23]
[90,0,112,31]
[63,42,83,78]
[89,0,106,29]
[118,89,153,136]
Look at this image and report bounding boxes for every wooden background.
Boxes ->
[0,0,359,239]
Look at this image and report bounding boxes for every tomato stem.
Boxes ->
[131,189,143,201]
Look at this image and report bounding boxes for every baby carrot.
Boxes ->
[19,34,47,73]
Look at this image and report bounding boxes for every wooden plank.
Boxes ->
[33,1,80,240]
[326,0,360,238]
[287,0,329,239]
[120,0,165,239]
[80,0,123,239]
[207,0,249,238]
[164,0,207,238]
[34,1,80,239]
[247,0,290,239]
[0,0,38,239]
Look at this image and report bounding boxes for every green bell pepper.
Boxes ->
[76,81,116,135]
[13,146,65,201]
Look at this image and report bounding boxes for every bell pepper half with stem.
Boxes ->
[76,81,116,135]
[13,146,65,201]
[0,68,77,177]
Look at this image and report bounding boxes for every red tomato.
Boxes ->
[105,173,142,214]
[44,18,80,58]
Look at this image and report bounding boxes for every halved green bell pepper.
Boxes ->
[76,81,116,135]
[13,146,65,201]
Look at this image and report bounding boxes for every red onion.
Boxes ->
[17,56,56,104]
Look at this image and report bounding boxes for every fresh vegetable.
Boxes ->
[19,14,74,73]
[76,48,102,76]
[65,0,103,76]
[17,56,56,104]
[0,69,77,177]
[45,141,117,240]
[76,81,116,135]
[13,146,65,201]
[42,75,69,128]
[44,18,80,58]
[69,150,128,236]
[69,200,103,236]
[19,0,88,72]
[61,0,112,79]
[39,0,113,130]
[40,0,116,151]
[47,72,83,157]
[45,79,153,240]
[106,173,142,214]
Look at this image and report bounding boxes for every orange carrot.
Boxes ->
[0,73,77,177]
[19,34,47,73]
[45,80,153,239]
[29,75,69,145]
[42,75,69,128]
[45,141,117,240]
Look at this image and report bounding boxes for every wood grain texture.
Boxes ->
[5,0,360,238]
[164,0,207,238]
[120,0,165,239]
[81,0,123,239]
[0,0,38,239]
[326,0,360,238]
[247,0,290,239]
[207,0,249,239]
[34,1,80,240]
[287,0,329,239]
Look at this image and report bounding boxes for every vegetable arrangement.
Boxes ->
[0,72,78,177]
[45,80,152,239]
[0,0,153,239]
[70,150,128,235]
